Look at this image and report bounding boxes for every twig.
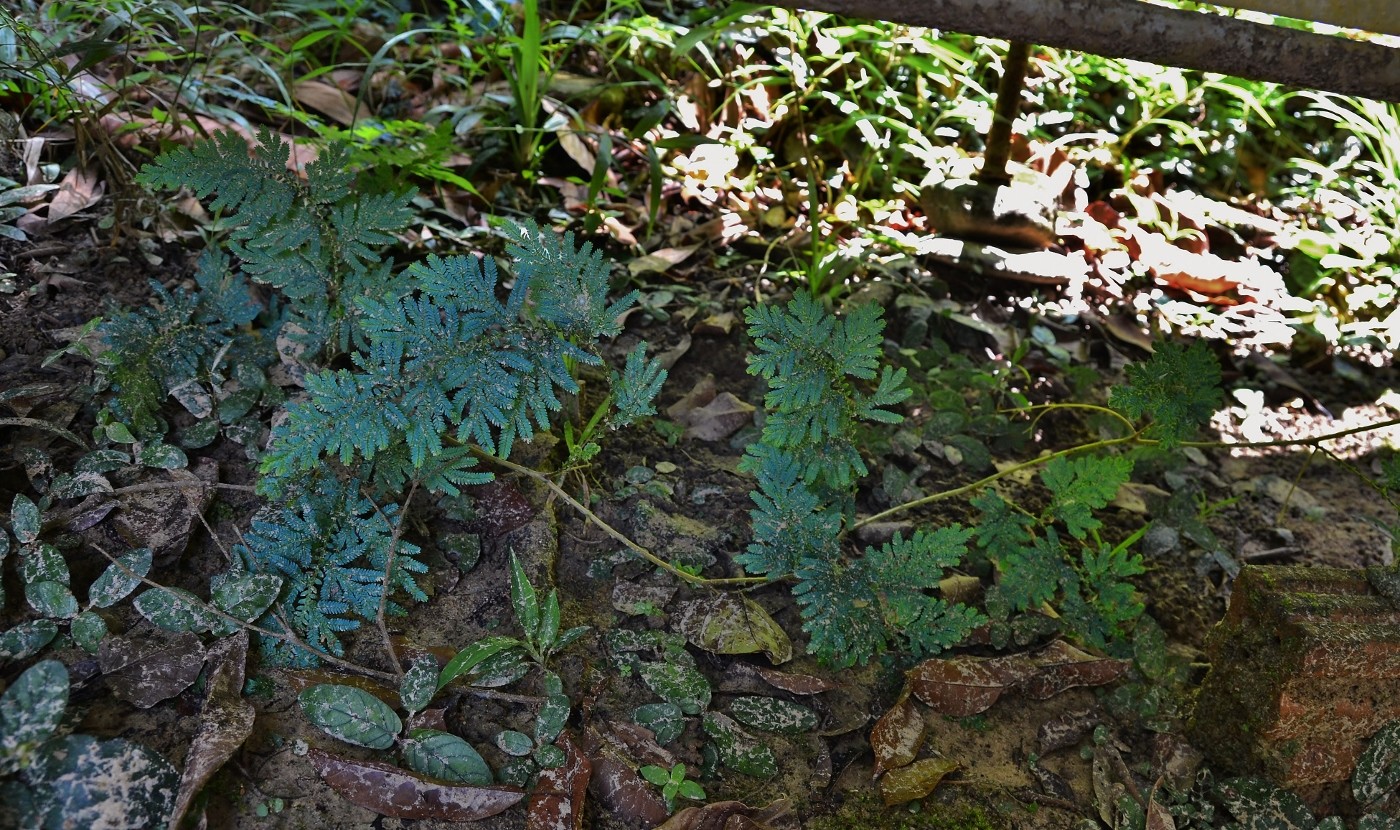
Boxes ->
[475,449,765,588]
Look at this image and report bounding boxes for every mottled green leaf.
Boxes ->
[702,712,776,778]
[728,696,818,735]
[70,611,108,654]
[534,693,570,746]
[298,684,402,749]
[89,548,152,608]
[633,702,686,745]
[438,636,521,690]
[402,729,493,785]
[37,734,179,827]
[137,442,188,470]
[0,619,59,661]
[496,730,533,757]
[26,581,79,619]
[133,587,217,633]
[0,660,68,766]
[10,494,40,544]
[637,661,711,715]
[1354,721,1400,805]
[400,657,439,714]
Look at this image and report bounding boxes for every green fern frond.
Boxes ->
[236,477,426,666]
[745,293,908,489]
[1041,454,1134,539]
[611,343,667,428]
[1109,340,1222,448]
[740,444,841,578]
[259,221,649,492]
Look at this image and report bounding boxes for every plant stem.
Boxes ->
[475,449,766,588]
[858,415,1400,529]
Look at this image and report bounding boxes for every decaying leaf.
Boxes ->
[466,480,537,538]
[679,392,756,442]
[871,695,925,777]
[657,798,797,830]
[879,757,959,806]
[629,244,701,277]
[751,664,838,695]
[908,655,1028,717]
[582,738,670,827]
[307,749,524,820]
[98,627,206,708]
[909,641,1128,716]
[677,594,792,664]
[527,731,590,830]
[1018,641,1130,699]
[168,632,254,829]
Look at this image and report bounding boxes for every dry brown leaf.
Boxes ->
[293,80,369,126]
[1019,640,1129,699]
[307,749,524,820]
[676,594,791,664]
[751,664,838,695]
[907,655,1029,717]
[98,627,205,709]
[585,753,670,826]
[680,392,754,442]
[46,166,105,224]
[527,731,590,830]
[878,758,959,806]
[871,695,924,777]
[168,632,254,830]
[628,244,701,277]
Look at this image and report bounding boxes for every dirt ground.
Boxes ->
[2,229,1398,829]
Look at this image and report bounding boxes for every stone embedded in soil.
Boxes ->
[1191,565,1400,804]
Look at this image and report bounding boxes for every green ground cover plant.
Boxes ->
[9,2,1400,825]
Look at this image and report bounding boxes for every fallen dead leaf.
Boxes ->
[307,749,524,820]
[871,694,924,777]
[46,166,105,224]
[294,80,370,126]
[680,392,755,441]
[676,594,791,664]
[879,757,959,806]
[527,731,590,830]
[168,632,254,830]
[98,626,206,708]
[657,798,797,830]
[628,244,700,277]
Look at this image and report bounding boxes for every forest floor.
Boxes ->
[3,221,1400,830]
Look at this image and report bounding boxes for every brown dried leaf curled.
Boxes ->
[307,749,524,821]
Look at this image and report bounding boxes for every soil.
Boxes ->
[2,228,1398,830]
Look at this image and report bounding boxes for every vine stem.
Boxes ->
[90,542,399,684]
[856,415,1400,530]
[852,434,1140,530]
[475,450,766,588]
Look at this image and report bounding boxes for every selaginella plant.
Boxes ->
[738,293,986,667]
[17,129,665,670]
[736,293,1229,666]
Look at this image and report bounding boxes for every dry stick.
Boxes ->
[476,450,766,588]
[90,542,400,684]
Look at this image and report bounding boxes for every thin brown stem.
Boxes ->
[475,450,765,588]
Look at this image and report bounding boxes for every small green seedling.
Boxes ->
[639,762,706,812]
